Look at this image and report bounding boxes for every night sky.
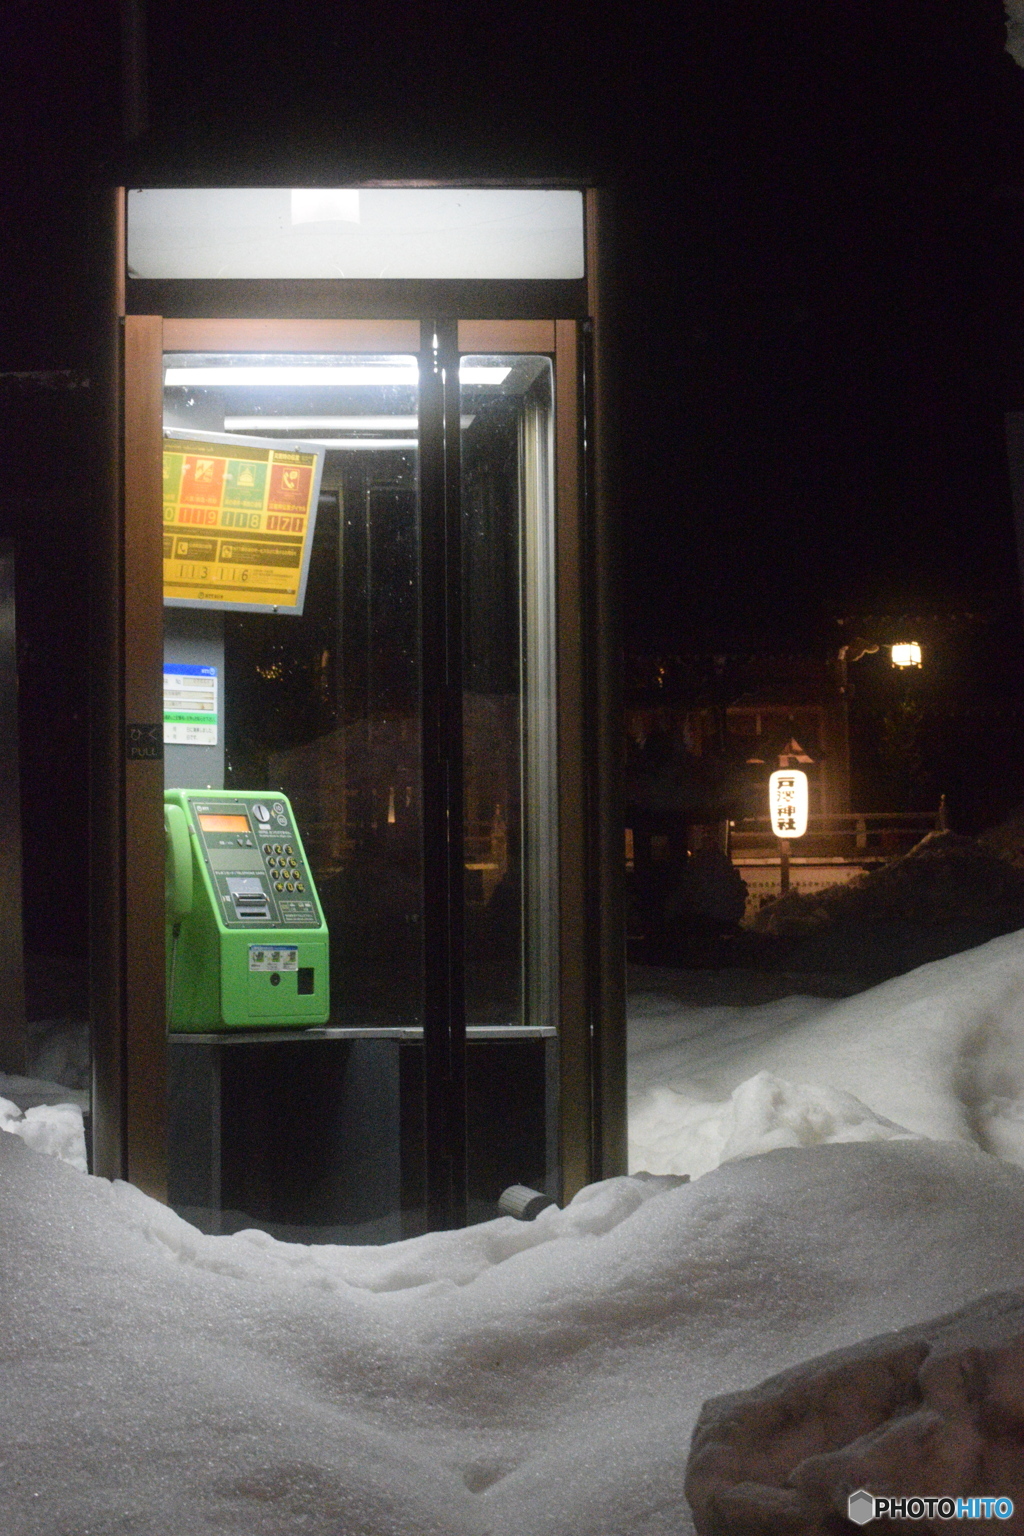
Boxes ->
[612,0,1024,650]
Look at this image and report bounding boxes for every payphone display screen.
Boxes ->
[197,813,249,833]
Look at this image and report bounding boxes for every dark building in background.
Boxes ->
[624,600,1024,956]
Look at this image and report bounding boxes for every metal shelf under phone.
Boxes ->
[169,1024,557,1045]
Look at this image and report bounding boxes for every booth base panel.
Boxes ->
[168,1036,552,1244]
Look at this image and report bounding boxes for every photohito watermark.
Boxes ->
[847,1490,1015,1524]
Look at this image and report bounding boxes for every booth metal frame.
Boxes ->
[90,183,624,1225]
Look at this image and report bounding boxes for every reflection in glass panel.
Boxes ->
[163,352,422,1244]
[460,357,558,1029]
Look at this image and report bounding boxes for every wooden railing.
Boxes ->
[730,811,942,860]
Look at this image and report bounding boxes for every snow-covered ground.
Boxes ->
[4,1128,1024,1534]
[629,928,1024,1177]
[2,932,1024,1532]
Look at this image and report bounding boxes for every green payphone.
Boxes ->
[165,788,329,1031]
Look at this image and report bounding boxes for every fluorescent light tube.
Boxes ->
[459,367,510,383]
[222,415,474,431]
[165,365,510,387]
[288,438,418,450]
[164,365,418,387]
[290,189,361,225]
[225,415,418,431]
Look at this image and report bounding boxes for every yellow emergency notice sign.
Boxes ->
[162,430,325,614]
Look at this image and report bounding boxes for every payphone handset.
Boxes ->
[164,789,329,1031]
[165,802,193,921]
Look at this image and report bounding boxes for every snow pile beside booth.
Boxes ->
[629,928,1024,1177]
[4,1126,1024,1535]
[0,1064,88,1172]
[0,1094,86,1172]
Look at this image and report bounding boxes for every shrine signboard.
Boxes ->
[769,769,809,839]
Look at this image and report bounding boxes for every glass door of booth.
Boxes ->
[123,318,569,1242]
[163,348,426,1030]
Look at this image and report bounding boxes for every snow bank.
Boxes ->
[4,1128,1024,1534]
[3,931,1024,1528]
[716,1070,919,1163]
[0,1093,86,1172]
[630,929,1024,1177]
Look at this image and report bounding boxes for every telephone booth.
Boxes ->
[93,184,622,1239]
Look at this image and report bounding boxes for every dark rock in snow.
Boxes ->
[686,1288,1024,1534]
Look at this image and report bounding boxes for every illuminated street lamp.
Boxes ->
[891,641,922,668]
[769,768,808,894]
